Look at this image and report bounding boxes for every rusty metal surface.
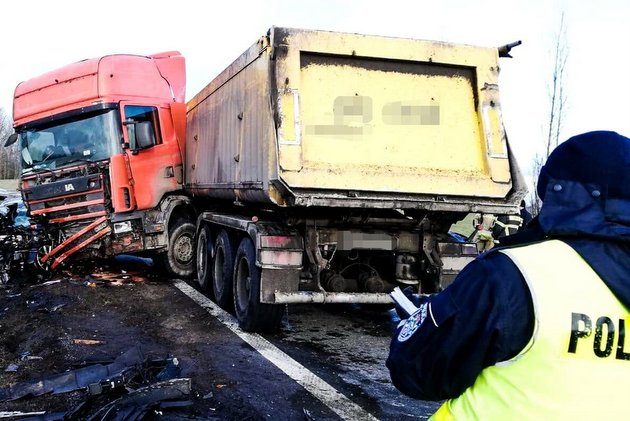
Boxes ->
[186,36,274,203]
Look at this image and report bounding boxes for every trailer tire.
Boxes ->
[233,237,284,332]
[212,230,234,310]
[196,225,213,292]
[163,219,196,278]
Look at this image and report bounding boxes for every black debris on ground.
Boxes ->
[0,260,261,420]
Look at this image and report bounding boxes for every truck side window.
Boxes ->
[124,105,162,150]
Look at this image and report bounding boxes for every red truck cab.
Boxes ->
[10,52,195,275]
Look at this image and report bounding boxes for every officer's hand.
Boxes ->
[394,286,425,320]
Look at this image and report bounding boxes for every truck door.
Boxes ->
[119,101,184,211]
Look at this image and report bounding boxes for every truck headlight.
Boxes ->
[113,221,133,234]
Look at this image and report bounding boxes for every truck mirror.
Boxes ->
[4,133,18,147]
[134,121,156,150]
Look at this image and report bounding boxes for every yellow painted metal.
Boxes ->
[275,29,512,198]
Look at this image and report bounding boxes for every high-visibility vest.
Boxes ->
[492,214,523,241]
[432,240,630,421]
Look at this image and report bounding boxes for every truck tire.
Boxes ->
[163,219,196,278]
[212,230,234,310]
[196,225,213,292]
[233,237,284,332]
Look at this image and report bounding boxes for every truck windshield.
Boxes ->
[20,108,122,172]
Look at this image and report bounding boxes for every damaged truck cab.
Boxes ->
[11,52,195,274]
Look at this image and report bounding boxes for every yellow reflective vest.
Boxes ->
[432,240,630,421]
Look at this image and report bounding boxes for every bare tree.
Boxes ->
[529,12,568,215]
[0,107,20,179]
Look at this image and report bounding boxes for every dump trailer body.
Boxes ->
[188,27,526,332]
[186,27,525,213]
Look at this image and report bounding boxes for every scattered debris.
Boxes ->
[0,347,146,401]
[83,378,192,420]
[48,303,66,312]
[303,407,315,420]
[73,339,106,346]
[0,410,46,418]
[4,364,19,373]
[0,346,195,419]
[35,280,63,288]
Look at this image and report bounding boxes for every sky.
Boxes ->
[0,0,628,183]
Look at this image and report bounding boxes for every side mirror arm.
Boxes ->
[4,133,18,147]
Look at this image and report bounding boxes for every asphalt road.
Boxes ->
[0,266,439,420]
[173,279,440,420]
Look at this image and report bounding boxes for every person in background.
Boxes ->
[387,131,630,420]
[491,201,531,244]
[519,199,532,226]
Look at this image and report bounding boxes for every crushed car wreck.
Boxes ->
[0,190,50,285]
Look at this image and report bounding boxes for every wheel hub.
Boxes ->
[174,235,193,264]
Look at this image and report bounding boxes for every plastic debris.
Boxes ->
[73,339,106,346]
[4,363,19,372]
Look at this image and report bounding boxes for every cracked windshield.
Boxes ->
[20,108,121,172]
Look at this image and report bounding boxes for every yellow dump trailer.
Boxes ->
[187,27,524,213]
[188,27,525,332]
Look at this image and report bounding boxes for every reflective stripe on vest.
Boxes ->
[432,240,630,421]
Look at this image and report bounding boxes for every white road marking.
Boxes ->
[173,280,378,421]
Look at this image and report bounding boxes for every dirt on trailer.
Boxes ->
[0,260,265,419]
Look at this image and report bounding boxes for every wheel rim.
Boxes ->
[235,256,251,312]
[213,247,225,293]
[174,233,194,264]
[36,245,52,270]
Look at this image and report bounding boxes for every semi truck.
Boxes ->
[8,27,525,331]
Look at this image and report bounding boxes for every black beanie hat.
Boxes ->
[537,131,630,201]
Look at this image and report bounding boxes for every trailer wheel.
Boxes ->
[196,225,213,292]
[233,237,284,332]
[212,230,234,310]
[163,219,195,278]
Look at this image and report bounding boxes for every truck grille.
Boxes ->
[22,169,112,269]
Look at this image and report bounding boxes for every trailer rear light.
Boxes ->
[259,250,303,267]
[259,235,302,249]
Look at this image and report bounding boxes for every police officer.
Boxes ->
[387,131,630,420]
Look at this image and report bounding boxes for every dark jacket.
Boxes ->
[387,131,630,400]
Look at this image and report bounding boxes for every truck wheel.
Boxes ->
[212,230,234,310]
[163,219,196,278]
[196,225,213,292]
[233,237,284,332]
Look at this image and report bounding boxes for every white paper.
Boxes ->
[390,287,419,317]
